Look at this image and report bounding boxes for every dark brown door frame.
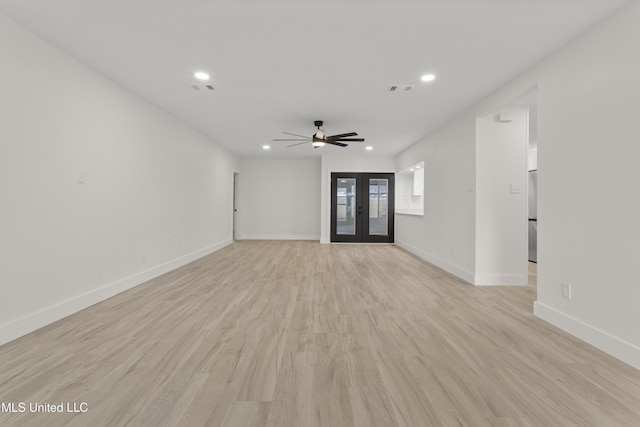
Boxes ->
[330,172,395,243]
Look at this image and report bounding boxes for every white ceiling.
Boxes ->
[0,0,630,158]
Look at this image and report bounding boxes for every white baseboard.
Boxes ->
[474,273,528,286]
[395,240,474,284]
[240,234,320,241]
[534,302,640,371]
[0,239,233,347]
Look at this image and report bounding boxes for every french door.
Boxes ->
[330,172,394,243]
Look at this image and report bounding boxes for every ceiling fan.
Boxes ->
[273,120,364,148]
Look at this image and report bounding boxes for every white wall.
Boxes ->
[528,145,538,171]
[395,118,477,282]
[238,158,321,240]
[320,156,396,243]
[533,2,640,369]
[0,15,239,345]
[475,106,529,285]
[396,1,640,369]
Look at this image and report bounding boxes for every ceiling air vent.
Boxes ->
[191,84,214,91]
[388,84,414,92]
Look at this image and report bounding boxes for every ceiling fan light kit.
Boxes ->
[274,120,365,149]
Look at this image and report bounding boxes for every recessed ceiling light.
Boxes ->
[262,145,270,150]
[365,146,373,151]
[415,165,421,169]
[421,74,436,82]
[194,71,210,81]
[410,168,414,172]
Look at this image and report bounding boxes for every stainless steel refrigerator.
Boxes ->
[528,170,537,262]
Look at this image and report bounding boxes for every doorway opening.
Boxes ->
[513,89,538,289]
[330,172,395,243]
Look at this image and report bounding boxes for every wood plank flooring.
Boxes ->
[1,241,639,426]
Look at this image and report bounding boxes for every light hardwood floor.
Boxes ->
[1,241,639,426]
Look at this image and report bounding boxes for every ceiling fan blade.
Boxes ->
[334,138,365,142]
[286,141,310,148]
[273,138,309,141]
[282,132,311,139]
[326,141,348,148]
[326,132,357,141]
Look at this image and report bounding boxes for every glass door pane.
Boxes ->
[369,178,388,236]
[336,178,357,235]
